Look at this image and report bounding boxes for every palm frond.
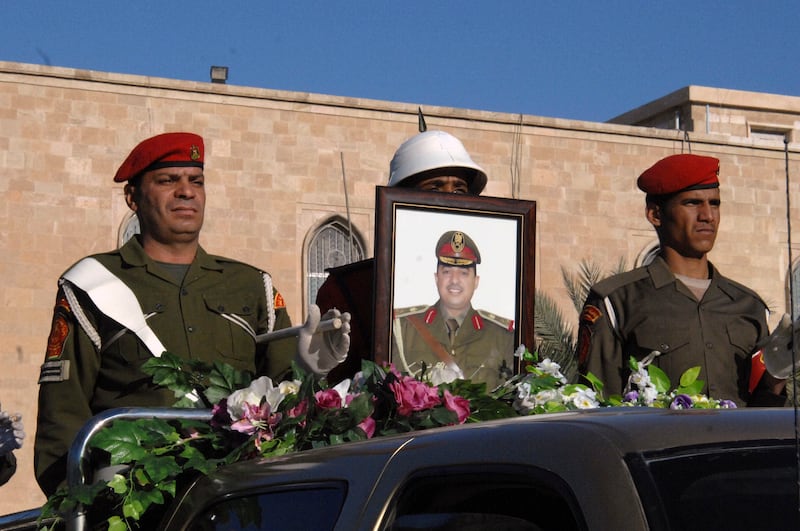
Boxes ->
[533,290,577,380]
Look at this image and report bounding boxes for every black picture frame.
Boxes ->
[372,186,536,375]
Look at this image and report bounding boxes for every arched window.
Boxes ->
[306,217,366,308]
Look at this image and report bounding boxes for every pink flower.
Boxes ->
[229,401,282,447]
[443,390,470,424]
[390,376,441,416]
[315,389,344,410]
[287,399,308,418]
[357,416,376,438]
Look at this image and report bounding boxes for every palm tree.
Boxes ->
[534,258,628,381]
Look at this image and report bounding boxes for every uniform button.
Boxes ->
[181,289,189,296]
[217,305,225,312]
[660,343,669,350]
[706,342,713,349]
[187,326,195,333]
[242,306,251,313]
[155,303,164,311]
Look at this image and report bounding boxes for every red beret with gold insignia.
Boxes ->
[114,132,204,182]
[436,230,481,266]
[637,154,720,196]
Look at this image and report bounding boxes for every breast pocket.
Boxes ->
[629,319,692,378]
[203,293,259,364]
[726,318,759,359]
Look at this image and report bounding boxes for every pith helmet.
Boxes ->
[388,130,487,194]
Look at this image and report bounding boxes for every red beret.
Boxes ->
[114,132,204,182]
[436,230,481,266]
[637,154,720,195]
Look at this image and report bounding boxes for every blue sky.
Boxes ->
[3,1,798,122]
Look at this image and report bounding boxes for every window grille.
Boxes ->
[307,218,365,308]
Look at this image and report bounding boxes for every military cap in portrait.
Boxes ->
[435,230,481,267]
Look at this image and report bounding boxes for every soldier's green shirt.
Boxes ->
[576,256,784,408]
[393,300,515,389]
[34,237,296,496]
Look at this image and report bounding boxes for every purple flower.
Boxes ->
[623,390,639,403]
[670,394,693,410]
[718,399,737,409]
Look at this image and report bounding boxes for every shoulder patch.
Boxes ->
[476,309,514,331]
[274,291,286,310]
[579,304,602,325]
[46,296,72,360]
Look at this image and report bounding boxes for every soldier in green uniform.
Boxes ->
[393,230,515,389]
[576,153,787,407]
[34,132,351,496]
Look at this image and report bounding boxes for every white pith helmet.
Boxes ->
[388,130,487,194]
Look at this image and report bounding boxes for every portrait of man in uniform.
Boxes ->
[392,228,516,389]
[372,186,537,384]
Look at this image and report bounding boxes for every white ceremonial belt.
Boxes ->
[62,258,167,358]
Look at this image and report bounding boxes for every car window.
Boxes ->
[631,444,797,531]
[381,466,584,531]
[187,482,346,531]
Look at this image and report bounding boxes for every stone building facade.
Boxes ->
[1,60,798,513]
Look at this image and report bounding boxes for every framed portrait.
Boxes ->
[373,186,536,381]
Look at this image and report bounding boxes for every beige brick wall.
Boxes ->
[1,61,799,514]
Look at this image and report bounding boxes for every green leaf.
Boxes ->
[90,422,148,463]
[207,362,252,404]
[107,474,129,495]
[677,380,705,396]
[679,366,701,388]
[647,364,671,394]
[107,516,127,531]
[139,453,183,484]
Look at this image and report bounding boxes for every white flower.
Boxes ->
[227,376,286,420]
[571,388,599,409]
[641,385,658,405]
[532,389,557,405]
[629,367,651,388]
[427,362,463,386]
[536,358,567,383]
[278,379,302,396]
[513,381,536,414]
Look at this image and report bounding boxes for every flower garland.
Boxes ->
[40,348,734,530]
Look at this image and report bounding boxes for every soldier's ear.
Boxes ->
[124,183,138,212]
[645,202,662,228]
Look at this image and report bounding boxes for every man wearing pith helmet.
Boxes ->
[576,153,787,407]
[34,132,351,496]
[393,230,514,389]
[319,130,488,382]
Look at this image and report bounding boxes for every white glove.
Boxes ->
[760,313,800,379]
[295,305,351,376]
[0,410,24,456]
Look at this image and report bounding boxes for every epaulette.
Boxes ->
[476,309,514,331]
[393,305,430,319]
[590,267,650,298]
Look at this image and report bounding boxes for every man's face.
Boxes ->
[415,175,470,194]
[125,166,206,245]
[435,264,480,316]
[647,188,720,258]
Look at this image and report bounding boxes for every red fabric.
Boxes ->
[114,132,204,182]
[637,154,719,195]
[749,349,767,394]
